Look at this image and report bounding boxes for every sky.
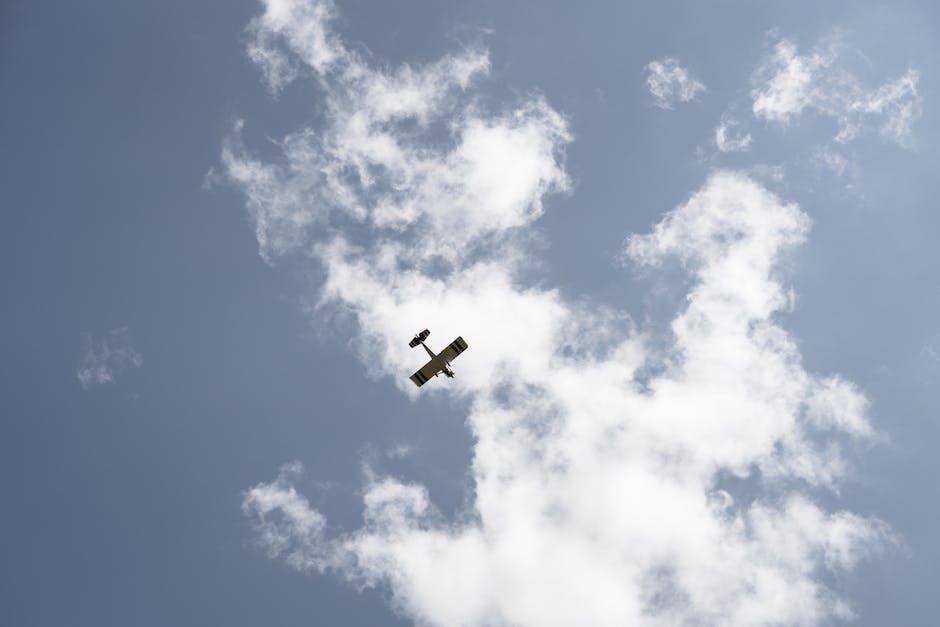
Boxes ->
[2,1,939,625]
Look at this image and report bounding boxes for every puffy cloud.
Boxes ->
[246,0,346,93]
[751,38,922,146]
[76,327,142,389]
[751,40,824,124]
[225,0,570,264]
[227,2,891,625]
[224,0,567,264]
[645,58,706,109]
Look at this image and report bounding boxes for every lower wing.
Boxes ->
[410,360,442,387]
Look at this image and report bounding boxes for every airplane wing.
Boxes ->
[409,359,442,387]
[437,336,469,365]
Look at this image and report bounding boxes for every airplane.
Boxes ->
[408,329,469,387]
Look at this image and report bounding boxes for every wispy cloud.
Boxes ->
[76,327,142,389]
[715,116,753,152]
[645,57,706,109]
[751,38,922,146]
[225,2,891,624]
[385,441,415,460]
[813,147,851,177]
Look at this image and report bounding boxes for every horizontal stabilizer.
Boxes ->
[408,329,430,348]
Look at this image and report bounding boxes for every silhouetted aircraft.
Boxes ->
[408,329,468,387]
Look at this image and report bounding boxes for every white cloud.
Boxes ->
[224,0,566,263]
[76,327,142,389]
[226,2,891,624]
[246,0,347,93]
[751,38,922,146]
[242,461,335,571]
[751,40,824,124]
[851,70,922,145]
[645,58,706,109]
[715,117,753,152]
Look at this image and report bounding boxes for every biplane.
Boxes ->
[408,329,468,387]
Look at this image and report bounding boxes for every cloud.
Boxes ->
[246,0,347,93]
[751,38,922,146]
[751,40,823,124]
[812,147,851,177]
[386,442,416,460]
[715,117,753,152]
[225,2,891,624]
[76,327,142,389]
[224,0,565,264]
[852,70,922,145]
[645,58,706,109]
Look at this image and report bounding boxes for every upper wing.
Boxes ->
[437,336,469,365]
[410,359,442,387]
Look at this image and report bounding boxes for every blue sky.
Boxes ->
[2,1,939,625]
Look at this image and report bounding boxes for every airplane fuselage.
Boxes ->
[419,341,454,377]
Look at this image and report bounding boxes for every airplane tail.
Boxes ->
[408,329,430,348]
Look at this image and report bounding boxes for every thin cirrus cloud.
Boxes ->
[645,57,706,109]
[223,1,892,625]
[76,327,142,389]
[715,117,753,152]
[751,38,922,146]
[813,147,851,177]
